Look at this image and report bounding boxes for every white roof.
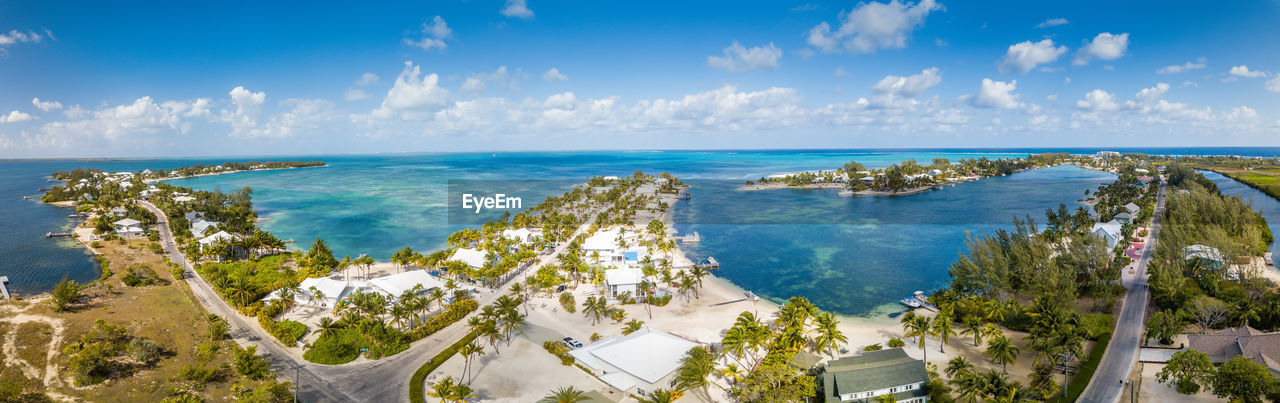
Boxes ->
[1184,244,1225,262]
[299,277,349,300]
[571,327,701,384]
[1091,220,1122,237]
[605,267,645,286]
[598,372,637,391]
[191,219,218,236]
[1124,202,1141,213]
[584,228,621,251]
[368,270,444,298]
[113,218,141,227]
[120,226,145,234]
[502,228,536,243]
[198,230,239,245]
[174,196,196,202]
[449,248,488,268]
[110,206,128,213]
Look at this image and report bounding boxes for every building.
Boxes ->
[448,247,488,269]
[583,228,623,255]
[604,267,646,298]
[1091,220,1123,248]
[821,348,929,403]
[1124,202,1141,215]
[1113,212,1134,223]
[1096,151,1121,158]
[367,270,445,301]
[1188,326,1280,375]
[569,327,703,396]
[197,231,239,249]
[297,277,350,306]
[109,206,128,216]
[190,219,219,237]
[501,228,539,244]
[1184,244,1225,267]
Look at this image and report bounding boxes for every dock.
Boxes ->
[696,256,719,270]
[678,232,701,243]
[900,291,939,313]
[708,291,760,307]
[44,232,73,238]
[0,276,9,299]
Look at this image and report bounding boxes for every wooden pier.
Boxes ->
[0,276,9,299]
[678,232,701,243]
[696,257,719,270]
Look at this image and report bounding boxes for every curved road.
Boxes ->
[1078,181,1166,403]
[141,201,595,402]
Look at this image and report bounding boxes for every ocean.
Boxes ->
[4,147,1279,315]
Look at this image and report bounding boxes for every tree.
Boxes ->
[985,334,1019,370]
[1157,350,1215,395]
[51,275,83,312]
[961,317,985,347]
[540,386,588,403]
[1212,356,1277,402]
[903,314,933,362]
[1145,310,1185,346]
[623,319,644,335]
[233,345,273,380]
[637,389,680,403]
[673,347,716,402]
[427,376,458,402]
[458,341,484,384]
[933,310,956,353]
[945,356,974,380]
[811,312,847,358]
[727,351,816,402]
[1188,296,1230,333]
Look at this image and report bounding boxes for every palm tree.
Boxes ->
[903,314,933,362]
[811,311,847,358]
[623,319,644,335]
[458,341,484,384]
[498,310,527,346]
[451,384,478,402]
[637,388,679,403]
[672,347,716,402]
[985,334,1020,370]
[582,296,607,325]
[934,310,957,353]
[317,317,342,338]
[961,317,985,346]
[637,280,653,319]
[427,376,458,402]
[945,356,975,380]
[953,371,983,403]
[540,386,588,403]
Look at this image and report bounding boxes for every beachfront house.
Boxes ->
[568,327,703,396]
[110,206,128,216]
[297,277,350,307]
[448,247,488,270]
[928,169,943,176]
[1124,202,1141,215]
[820,348,929,403]
[1188,326,1280,374]
[1091,220,1123,248]
[367,270,445,302]
[112,218,146,237]
[1113,212,1134,223]
[197,230,239,251]
[604,267,646,298]
[584,228,627,263]
[173,195,196,203]
[501,228,539,244]
[191,219,218,237]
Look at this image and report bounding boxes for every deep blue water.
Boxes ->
[4,147,1280,313]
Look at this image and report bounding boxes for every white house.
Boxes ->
[1124,202,1141,214]
[174,196,196,203]
[297,277,350,306]
[583,228,623,255]
[568,327,703,396]
[604,267,646,298]
[197,231,239,249]
[1184,244,1226,265]
[1091,220,1123,248]
[109,206,128,216]
[501,228,539,244]
[928,169,943,176]
[368,270,445,300]
[448,248,488,269]
[112,218,141,231]
[191,219,218,237]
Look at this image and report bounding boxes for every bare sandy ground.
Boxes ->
[1138,363,1221,402]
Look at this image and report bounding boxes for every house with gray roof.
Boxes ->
[821,348,929,403]
[1188,326,1280,375]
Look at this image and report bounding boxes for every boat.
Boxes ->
[900,298,922,308]
[23,196,31,200]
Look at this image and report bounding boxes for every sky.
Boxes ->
[1,0,1279,158]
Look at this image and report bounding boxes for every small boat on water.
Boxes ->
[900,298,922,308]
[23,196,31,200]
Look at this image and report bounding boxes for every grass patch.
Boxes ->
[409,331,478,403]
[1055,331,1112,402]
[13,322,52,371]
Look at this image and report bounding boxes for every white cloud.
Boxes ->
[34,96,197,146]
[834,67,850,77]
[403,16,452,52]
[1268,77,1280,93]
[1133,82,1170,103]
[1156,57,1206,74]
[0,29,48,55]
[871,67,941,97]
[500,0,534,19]
[344,89,370,101]
[1073,32,1129,66]
[233,98,337,138]
[997,39,1067,74]
[31,97,62,112]
[1045,94,1058,101]
[222,86,267,136]
[461,66,519,93]
[542,68,568,82]
[968,79,1023,109]
[368,61,452,120]
[355,73,379,86]
[1036,18,1069,28]
[1076,89,1119,111]
[0,110,35,123]
[1229,65,1268,78]
[806,0,943,54]
[707,42,782,73]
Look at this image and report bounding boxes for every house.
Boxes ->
[604,267,646,298]
[109,206,128,216]
[112,218,141,231]
[860,176,875,185]
[1135,168,1149,174]
[190,219,218,237]
[1091,220,1123,248]
[1113,212,1134,223]
[928,169,943,176]
[1184,244,1226,268]
[197,231,239,249]
[1096,151,1120,158]
[501,228,539,244]
[448,248,488,269]
[184,211,206,221]
[297,277,350,306]
[367,270,445,301]
[568,327,703,396]
[1124,202,1141,214]
[583,228,623,255]
[174,196,196,203]
[821,348,929,403]
[1188,326,1280,375]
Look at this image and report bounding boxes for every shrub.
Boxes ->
[122,264,160,287]
[646,294,673,307]
[127,338,165,365]
[51,275,83,312]
[406,299,479,341]
[233,345,273,380]
[863,343,883,351]
[559,292,577,313]
[304,329,362,365]
[196,342,220,362]
[888,337,905,348]
[207,314,230,341]
[177,364,226,389]
[559,354,575,366]
[261,319,307,346]
[1081,314,1114,340]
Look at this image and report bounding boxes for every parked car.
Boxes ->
[562,337,583,349]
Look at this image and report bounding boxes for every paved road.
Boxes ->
[1078,181,1166,403]
[140,201,597,402]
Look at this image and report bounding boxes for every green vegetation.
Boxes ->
[410,332,480,403]
[50,275,83,312]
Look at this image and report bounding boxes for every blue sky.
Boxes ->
[1,0,1278,158]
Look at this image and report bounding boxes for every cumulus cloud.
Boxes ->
[344,89,370,101]
[355,73,379,86]
[34,96,198,147]
[1267,77,1280,93]
[222,86,267,136]
[500,0,534,19]
[806,0,943,54]
[403,16,452,52]
[968,79,1022,109]
[1073,32,1129,66]
[542,68,568,82]
[461,66,519,93]
[368,61,452,120]
[1229,65,1268,78]
[1157,57,1206,74]
[233,98,337,138]
[707,42,782,72]
[0,110,35,123]
[32,97,62,112]
[1075,89,1119,111]
[871,67,941,97]
[997,39,1067,74]
[1036,18,1068,28]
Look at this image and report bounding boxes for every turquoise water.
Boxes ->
[5,148,1280,313]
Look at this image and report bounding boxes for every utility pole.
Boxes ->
[294,365,299,403]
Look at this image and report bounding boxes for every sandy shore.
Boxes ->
[144,165,325,184]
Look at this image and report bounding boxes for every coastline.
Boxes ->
[144,164,326,184]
